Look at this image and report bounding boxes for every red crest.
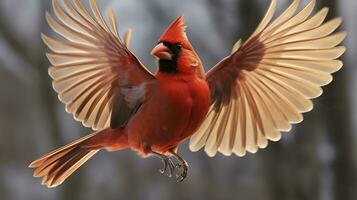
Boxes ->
[158,16,192,49]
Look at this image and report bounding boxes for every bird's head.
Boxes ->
[151,16,201,75]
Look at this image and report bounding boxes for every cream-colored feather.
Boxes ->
[107,7,120,37]
[231,39,242,54]
[190,0,346,157]
[124,28,133,48]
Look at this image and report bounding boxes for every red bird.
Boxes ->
[30,0,346,187]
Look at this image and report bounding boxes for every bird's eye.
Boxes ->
[162,42,170,46]
[175,44,182,49]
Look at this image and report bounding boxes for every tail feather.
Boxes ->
[29,132,97,168]
[29,132,100,188]
[42,149,99,187]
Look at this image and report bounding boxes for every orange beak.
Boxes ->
[151,43,172,60]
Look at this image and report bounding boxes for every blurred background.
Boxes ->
[0,0,356,199]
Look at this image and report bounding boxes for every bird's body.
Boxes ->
[126,71,210,155]
[30,0,346,187]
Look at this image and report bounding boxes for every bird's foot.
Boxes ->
[169,149,189,182]
[150,150,175,178]
[151,149,189,182]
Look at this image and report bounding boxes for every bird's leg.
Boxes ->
[150,150,175,178]
[168,149,188,182]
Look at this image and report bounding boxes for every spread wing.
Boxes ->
[189,0,346,157]
[44,0,156,131]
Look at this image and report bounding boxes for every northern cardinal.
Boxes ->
[30,0,346,187]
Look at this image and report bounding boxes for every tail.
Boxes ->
[29,129,128,188]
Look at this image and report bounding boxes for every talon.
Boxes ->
[169,149,189,182]
[159,157,175,177]
[159,159,166,174]
[174,162,188,182]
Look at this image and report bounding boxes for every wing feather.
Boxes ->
[267,17,342,45]
[248,0,277,41]
[264,0,300,34]
[107,8,119,37]
[190,0,346,156]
